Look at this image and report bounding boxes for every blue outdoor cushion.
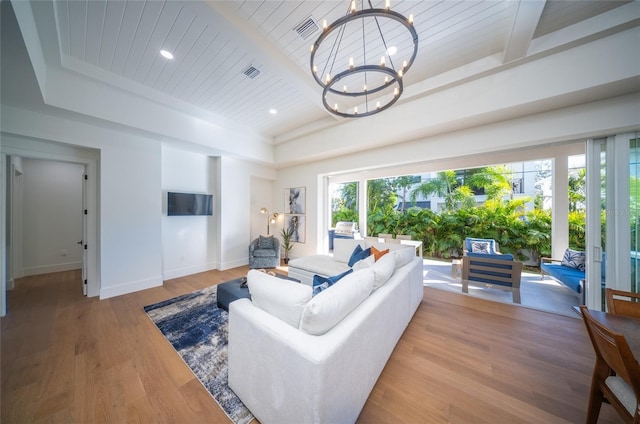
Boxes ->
[312,269,354,296]
[541,262,585,293]
[348,245,371,267]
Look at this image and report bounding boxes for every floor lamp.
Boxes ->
[260,208,278,235]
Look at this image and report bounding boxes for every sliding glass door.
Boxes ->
[586,132,638,310]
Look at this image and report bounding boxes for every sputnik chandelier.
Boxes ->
[310,0,418,118]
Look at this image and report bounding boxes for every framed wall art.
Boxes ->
[284,214,305,243]
[284,187,305,214]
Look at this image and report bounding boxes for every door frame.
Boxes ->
[1,137,100,316]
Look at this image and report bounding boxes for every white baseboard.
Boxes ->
[23,261,82,277]
[162,262,219,281]
[99,276,162,299]
[219,257,249,271]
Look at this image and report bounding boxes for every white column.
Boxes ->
[551,155,569,259]
[359,178,368,237]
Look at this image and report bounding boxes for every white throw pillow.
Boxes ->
[247,270,312,328]
[353,252,395,289]
[299,268,375,335]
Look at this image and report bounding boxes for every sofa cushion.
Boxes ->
[312,269,353,296]
[353,251,396,289]
[258,235,275,249]
[299,268,375,335]
[561,248,586,271]
[287,255,351,277]
[541,262,585,293]
[333,239,365,263]
[253,249,277,257]
[348,245,371,267]
[393,246,415,269]
[247,270,312,328]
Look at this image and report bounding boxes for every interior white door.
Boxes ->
[81,169,88,296]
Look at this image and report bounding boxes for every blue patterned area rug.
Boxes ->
[143,285,254,424]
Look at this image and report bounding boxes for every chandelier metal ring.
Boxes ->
[309,4,418,118]
[322,65,403,118]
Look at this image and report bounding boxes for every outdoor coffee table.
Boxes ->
[216,272,300,311]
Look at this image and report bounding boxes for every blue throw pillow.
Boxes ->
[312,269,353,296]
[348,245,371,267]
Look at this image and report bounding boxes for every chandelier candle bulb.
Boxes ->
[398,69,403,77]
[334,103,338,111]
[380,56,386,66]
[349,57,354,69]
[394,87,399,96]
[343,85,347,92]
[354,107,358,114]
[403,60,408,69]
[323,20,328,30]
[325,73,331,83]
[350,0,356,13]
[376,101,381,109]
[385,0,390,10]
[409,14,414,24]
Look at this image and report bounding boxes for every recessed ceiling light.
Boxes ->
[160,49,174,60]
[269,109,277,115]
[386,46,397,56]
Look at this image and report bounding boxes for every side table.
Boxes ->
[451,259,462,278]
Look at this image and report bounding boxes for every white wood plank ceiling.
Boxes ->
[50,0,632,141]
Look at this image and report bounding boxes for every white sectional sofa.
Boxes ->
[228,239,423,424]
[287,238,416,285]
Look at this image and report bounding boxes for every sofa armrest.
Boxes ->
[541,257,562,264]
[228,299,361,423]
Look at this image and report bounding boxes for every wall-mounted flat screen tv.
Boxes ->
[167,192,213,216]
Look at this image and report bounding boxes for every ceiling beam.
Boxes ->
[503,0,546,63]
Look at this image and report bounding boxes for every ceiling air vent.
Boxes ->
[294,16,320,40]
[242,65,260,79]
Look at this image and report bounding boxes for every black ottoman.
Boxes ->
[217,277,250,312]
[216,273,301,312]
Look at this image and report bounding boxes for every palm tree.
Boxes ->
[410,170,475,212]
[468,165,514,201]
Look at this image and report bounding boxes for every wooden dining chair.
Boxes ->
[579,306,640,423]
[606,288,640,319]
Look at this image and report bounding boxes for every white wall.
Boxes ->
[250,176,276,241]
[161,145,217,279]
[217,156,275,270]
[21,158,84,276]
[1,106,163,299]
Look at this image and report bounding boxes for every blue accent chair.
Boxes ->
[249,236,280,269]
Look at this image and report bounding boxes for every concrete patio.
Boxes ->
[422,258,581,317]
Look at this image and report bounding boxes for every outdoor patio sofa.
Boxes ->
[540,257,585,302]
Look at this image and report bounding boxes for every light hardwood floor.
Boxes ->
[2,268,622,423]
